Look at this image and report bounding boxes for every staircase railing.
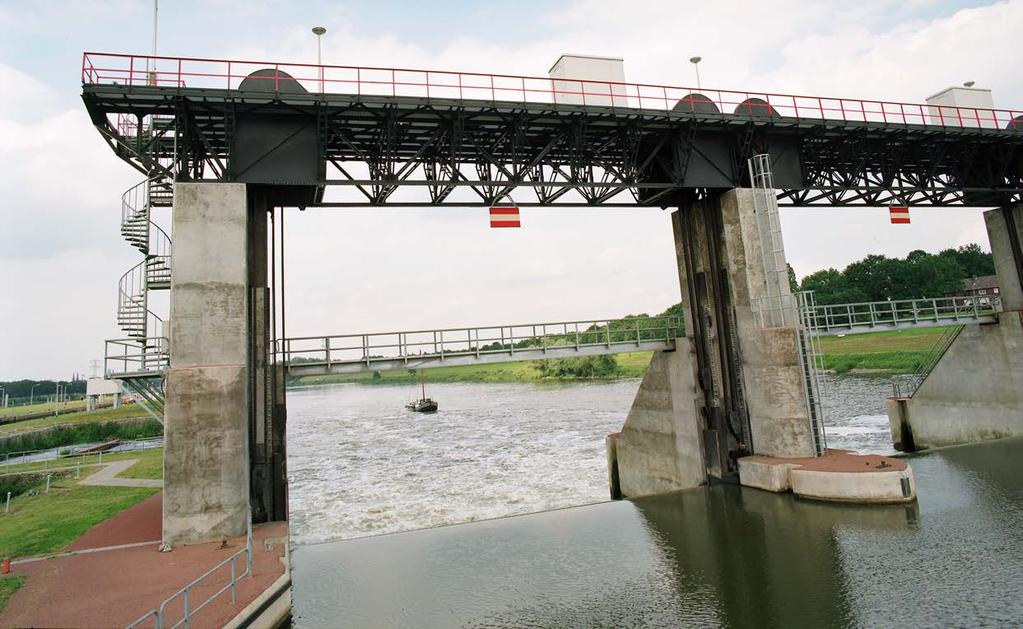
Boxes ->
[891,325,964,399]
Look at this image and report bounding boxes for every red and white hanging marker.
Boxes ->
[889,206,911,224]
[489,205,521,228]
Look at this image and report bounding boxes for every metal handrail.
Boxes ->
[278,316,685,368]
[2,437,163,475]
[127,518,253,629]
[105,338,169,377]
[801,296,1000,334]
[82,52,1023,132]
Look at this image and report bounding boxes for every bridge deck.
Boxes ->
[81,52,1023,208]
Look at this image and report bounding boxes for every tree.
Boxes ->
[787,264,799,293]
[800,268,868,304]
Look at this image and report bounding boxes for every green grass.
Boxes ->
[0,576,25,614]
[0,399,86,419]
[0,405,149,438]
[819,326,953,373]
[291,351,657,387]
[118,448,163,480]
[0,475,157,558]
[0,447,163,477]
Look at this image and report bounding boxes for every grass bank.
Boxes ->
[819,326,952,373]
[0,419,162,457]
[0,576,24,614]
[0,399,86,420]
[0,472,158,558]
[0,404,150,438]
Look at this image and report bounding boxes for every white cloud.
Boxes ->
[1,0,1020,379]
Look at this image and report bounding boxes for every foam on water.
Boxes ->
[286,374,908,544]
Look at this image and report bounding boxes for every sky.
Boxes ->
[1,0,1020,380]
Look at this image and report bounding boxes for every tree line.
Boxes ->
[798,243,994,305]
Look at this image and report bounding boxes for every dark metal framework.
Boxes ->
[82,84,1023,209]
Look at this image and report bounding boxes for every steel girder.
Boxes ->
[81,85,1023,207]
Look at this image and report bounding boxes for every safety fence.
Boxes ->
[82,52,1023,131]
[105,338,169,377]
[1,437,163,476]
[127,519,253,629]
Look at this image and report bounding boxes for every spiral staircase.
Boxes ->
[109,176,173,422]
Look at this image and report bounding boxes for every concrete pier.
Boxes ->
[886,205,1023,452]
[163,183,253,546]
[609,188,817,497]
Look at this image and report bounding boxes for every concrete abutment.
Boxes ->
[886,204,1023,452]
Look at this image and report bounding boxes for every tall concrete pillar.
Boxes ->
[610,188,815,497]
[163,183,252,546]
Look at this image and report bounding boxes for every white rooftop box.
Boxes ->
[925,86,996,128]
[549,54,627,107]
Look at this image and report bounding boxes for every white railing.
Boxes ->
[105,338,169,378]
[1,437,163,475]
[279,316,685,372]
[801,296,1001,335]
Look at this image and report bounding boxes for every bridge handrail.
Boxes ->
[279,316,684,368]
[803,295,1000,332]
[81,52,1023,132]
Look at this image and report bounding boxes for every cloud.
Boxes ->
[0,0,1019,379]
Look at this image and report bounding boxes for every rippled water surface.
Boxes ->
[292,437,1023,628]
[286,374,908,544]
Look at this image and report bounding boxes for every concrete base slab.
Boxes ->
[738,450,916,504]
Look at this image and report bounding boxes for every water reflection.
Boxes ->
[294,440,1023,627]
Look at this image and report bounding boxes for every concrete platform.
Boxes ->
[2,493,290,628]
[738,450,916,504]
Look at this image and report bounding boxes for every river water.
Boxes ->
[286,375,1023,627]
[286,374,908,544]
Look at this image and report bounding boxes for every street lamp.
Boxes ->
[312,26,326,92]
[689,56,702,91]
[963,81,975,88]
[30,383,41,405]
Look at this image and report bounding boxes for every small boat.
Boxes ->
[406,369,438,413]
[66,439,121,456]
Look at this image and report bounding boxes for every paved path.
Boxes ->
[79,458,163,488]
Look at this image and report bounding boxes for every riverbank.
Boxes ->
[288,326,954,387]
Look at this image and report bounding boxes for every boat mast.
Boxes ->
[420,368,426,400]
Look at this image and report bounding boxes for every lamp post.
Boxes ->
[30,383,40,405]
[148,0,159,85]
[312,26,326,92]
[689,56,702,91]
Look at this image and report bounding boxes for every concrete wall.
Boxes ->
[163,183,251,546]
[887,313,1023,451]
[886,205,1023,452]
[719,190,815,458]
[611,344,706,497]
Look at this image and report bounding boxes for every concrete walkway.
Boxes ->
[79,458,163,488]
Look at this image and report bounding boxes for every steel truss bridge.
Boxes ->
[105,296,1001,380]
[82,52,1023,209]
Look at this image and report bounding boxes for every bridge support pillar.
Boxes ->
[610,188,816,497]
[886,204,1023,451]
[163,182,254,546]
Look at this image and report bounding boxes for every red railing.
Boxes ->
[83,52,1023,132]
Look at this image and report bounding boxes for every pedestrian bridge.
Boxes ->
[104,297,1001,379]
[279,316,684,376]
[803,296,1000,336]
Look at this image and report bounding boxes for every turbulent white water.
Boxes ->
[286,374,903,544]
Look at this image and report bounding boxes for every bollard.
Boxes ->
[1,557,9,574]
[98,452,103,464]
[4,492,9,514]
[45,474,51,494]
[76,460,81,479]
